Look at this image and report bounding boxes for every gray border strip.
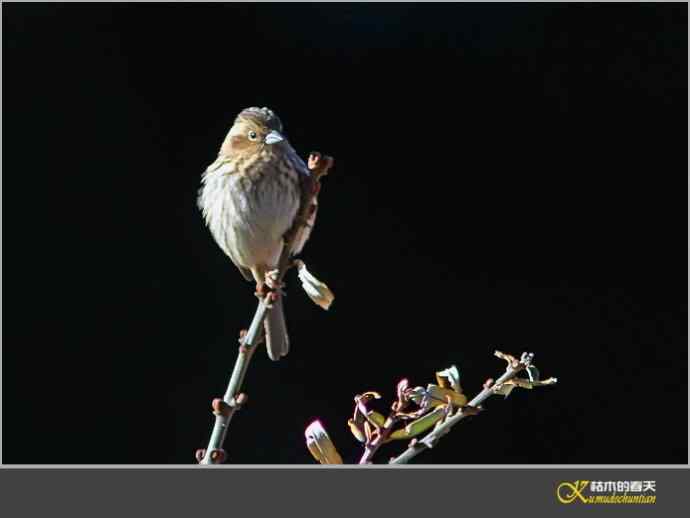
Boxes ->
[2,464,689,469]
[1,468,688,517]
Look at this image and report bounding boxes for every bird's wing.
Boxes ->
[288,153,318,256]
[230,266,254,281]
[231,260,253,283]
[198,156,254,282]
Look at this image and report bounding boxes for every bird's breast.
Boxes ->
[200,152,301,268]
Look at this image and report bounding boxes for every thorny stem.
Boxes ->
[198,152,333,465]
[388,351,533,465]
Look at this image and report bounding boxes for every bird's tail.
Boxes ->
[264,294,289,361]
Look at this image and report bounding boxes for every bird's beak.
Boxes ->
[264,130,284,145]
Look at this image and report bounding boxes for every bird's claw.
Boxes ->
[265,269,283,291]
[254,270,285,307]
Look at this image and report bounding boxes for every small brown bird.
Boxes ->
[198,107,315,361]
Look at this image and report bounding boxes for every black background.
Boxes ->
[3,3,687,464]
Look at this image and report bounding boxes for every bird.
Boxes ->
[198,107,315,361]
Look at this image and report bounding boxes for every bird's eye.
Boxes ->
[248,131,258,141]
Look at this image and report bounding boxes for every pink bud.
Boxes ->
[209,449,226,464]
[195,449,206,463]
[212,398,232,417]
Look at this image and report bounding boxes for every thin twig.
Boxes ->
[359,413,399,464]
[197,152,333,465]
[388,351,534,464]
[358,388,412,464]
[196,305,267,465]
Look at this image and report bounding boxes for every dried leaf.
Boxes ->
[407,386,431,408]
[352,402,364,424]
[355,391,383,424]
[510,378,534,389]
[435,365,463,394]
[525,365,540,383]
[296,260,334,310]
[426,385,468,408]
[364,421,373,442]
[517,376,559,388]
[494,375,557,398]
[492,382,517,399]
[305,420,343,464]
[395,378,409,407]
[347,418,366,443]
[537,377,558,386]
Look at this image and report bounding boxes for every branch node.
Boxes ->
[233,393,248,407]
[423,436,438,449]
[212,398,233,417]
[209,448,226,464]
[494,350,520,370]
[461,405,482,417]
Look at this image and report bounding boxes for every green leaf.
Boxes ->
[367,411,387,428]
[389,428,413,440]
[405,406,447,437]
[389,407,446,440]
[347,418,366,443]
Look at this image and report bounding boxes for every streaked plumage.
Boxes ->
[198,107,313,360]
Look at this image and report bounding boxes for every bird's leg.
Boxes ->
[254,269,284,307]
[254,281,268,299]
[264,269,285,303]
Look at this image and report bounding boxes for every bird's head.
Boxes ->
[220,106,286,157]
